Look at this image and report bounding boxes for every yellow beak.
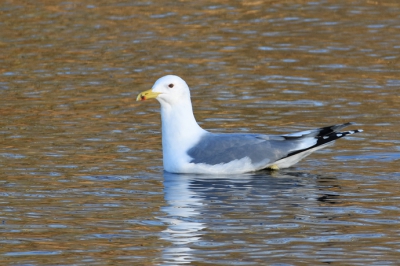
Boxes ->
[136,89,161,101]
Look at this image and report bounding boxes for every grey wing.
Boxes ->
[186,133,296,165]
[186,123,362,167]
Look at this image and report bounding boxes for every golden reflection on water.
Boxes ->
[1,0,400,265]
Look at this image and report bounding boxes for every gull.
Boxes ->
[137,75,362,174]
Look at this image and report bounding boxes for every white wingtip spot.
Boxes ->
[336,133,343,137]
[323,136,329,139]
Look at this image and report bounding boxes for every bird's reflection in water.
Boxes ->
[160,170,339,264]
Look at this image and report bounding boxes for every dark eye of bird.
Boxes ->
[168,84,174,88]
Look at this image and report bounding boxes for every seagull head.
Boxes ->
[136,75,191,106]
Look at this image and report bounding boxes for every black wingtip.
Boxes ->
[316,122,357,137]
[285,124,363,158]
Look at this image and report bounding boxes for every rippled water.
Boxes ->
[1,0,400,265]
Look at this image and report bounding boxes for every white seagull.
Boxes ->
[137,75,362,174]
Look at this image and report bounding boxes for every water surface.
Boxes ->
[1,0,399,265]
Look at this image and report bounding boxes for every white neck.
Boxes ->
[159,98,206,164]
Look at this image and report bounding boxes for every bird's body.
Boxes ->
[137,75,362,174]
